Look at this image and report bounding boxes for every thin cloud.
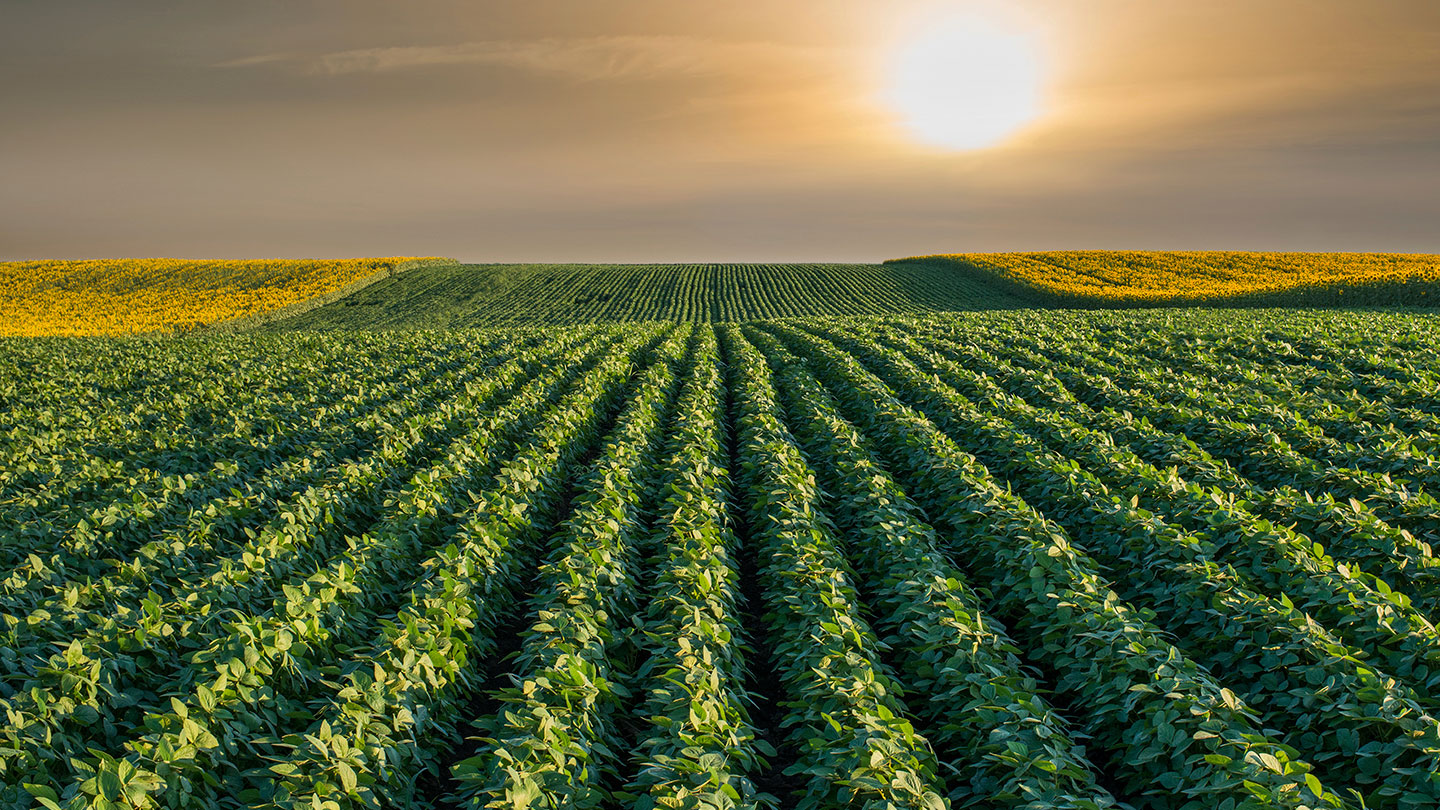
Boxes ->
[1030,69,1440,155]
[215,35,834,81]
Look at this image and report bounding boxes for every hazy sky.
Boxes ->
[4,0,1439,261]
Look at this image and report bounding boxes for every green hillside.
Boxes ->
[274,262,1029,328]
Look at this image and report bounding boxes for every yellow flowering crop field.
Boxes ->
[0,257,450,336]
[889,251,1440,306]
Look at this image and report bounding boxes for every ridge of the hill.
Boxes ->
[271,262,1031,329]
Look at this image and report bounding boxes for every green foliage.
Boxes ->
[724,325,948,810]
[273,262,1029,329]
[753,330,1120,809]
[619,330,773,810]
[448,328,686,809]
[6,305,1440,809]
[789,320,1440,808]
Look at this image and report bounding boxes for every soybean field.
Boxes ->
[275,262,1029,329]
[5,306,1440,810]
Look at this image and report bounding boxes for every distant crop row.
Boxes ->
[0,258,455,337]
[4,307,1440,809]
[890,251,1440,307]
[278,262,1028,329]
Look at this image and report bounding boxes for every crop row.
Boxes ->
[284,263,1024,329]
[7,310,1440,808]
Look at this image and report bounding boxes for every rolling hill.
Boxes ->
[892,251,1440,308]
[274,262,1030,329]
[8,252,1435,337]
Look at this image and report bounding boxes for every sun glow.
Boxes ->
[883,13,1045,151]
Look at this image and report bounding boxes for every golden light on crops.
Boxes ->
[0,258,446,336]
[881,12,1044,151]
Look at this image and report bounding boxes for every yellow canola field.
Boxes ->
[900,251,1440,305]
[0,258,438,337]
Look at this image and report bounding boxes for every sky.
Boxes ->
[3,0,1439,262]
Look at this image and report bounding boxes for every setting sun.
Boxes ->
[882,13,1044,151]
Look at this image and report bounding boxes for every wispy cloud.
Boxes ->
[215,35,833,81]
